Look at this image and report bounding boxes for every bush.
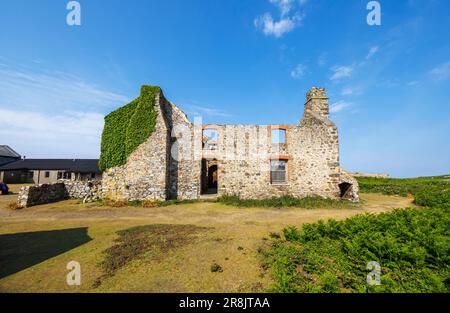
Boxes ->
[6,202,24,210]
[141,200,161,208]
[210,263,223,273]
[415,186,450,208]
[218,195,358,209]
[260,199,450,292]
[103,199,131,207]
[99,85,160,170]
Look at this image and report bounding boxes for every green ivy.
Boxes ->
[99,85,160,170]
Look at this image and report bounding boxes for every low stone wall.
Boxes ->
[61,180,102,202]
[17,180,102,207]
[18,183,69,207]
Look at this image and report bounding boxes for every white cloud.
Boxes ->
[0,61,130,158]
[290,64,307,79]
[254,0,306,38]
[407,80,419,86]
[254,13,302,38]
[366,46,379,59]
[330,100,352,113]
[330,65,353,80]
[0,108,104,158]
[429,61,450,80]
[270,0,294,16]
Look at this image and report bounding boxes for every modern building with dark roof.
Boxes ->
[0,159,101,184]
[0,145,21,167]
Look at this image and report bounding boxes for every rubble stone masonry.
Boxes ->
[100,86,359,202]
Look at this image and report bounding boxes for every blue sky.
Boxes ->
[0,0,449,177]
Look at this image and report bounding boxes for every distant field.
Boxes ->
[356,175,450,196]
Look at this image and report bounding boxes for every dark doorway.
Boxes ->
[208,165,218,189]
[339,182,353,199]
[201,159,218,195]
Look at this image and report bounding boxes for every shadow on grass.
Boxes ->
[0,227,92,279]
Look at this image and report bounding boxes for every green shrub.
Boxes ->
[217,195,358,209]
[210,263,223,273]
[415,186,450,208]
[260,202,450,292]
[99,85,160,170]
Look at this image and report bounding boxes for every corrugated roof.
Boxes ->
[0,159,101,173]
[0,145,21,158]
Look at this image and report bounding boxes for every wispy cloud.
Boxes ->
[407,80,419,86]
[254,0,307,38]
[185,102,232,118]
[330,100,352,113]
[0,61,130,158]
[429,61,450,80]
[270,0,294,16]
[0,108,103,158]
[290,64,307,79]
[0,62,130,112]
[330,65,353,81]
[341,86,363,96]
[366,46,379,60]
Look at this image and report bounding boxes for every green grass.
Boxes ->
[356,175,450,196]
[217,195,359,209]
[260,187,450,293]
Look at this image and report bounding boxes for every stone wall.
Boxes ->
[102,93,170,201]
[62,180,102,202]
[101,91,201,201]
[18,183,69,207]
[99,86,359,202]
[17,180,102,207]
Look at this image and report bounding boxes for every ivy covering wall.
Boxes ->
[99,85,160,170]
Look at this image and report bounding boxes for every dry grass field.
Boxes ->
[0,184,416,292]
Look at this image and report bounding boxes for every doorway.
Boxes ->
[338,182,353,200]
[201,159,218,195]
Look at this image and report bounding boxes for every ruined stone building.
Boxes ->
[100,86,359,202]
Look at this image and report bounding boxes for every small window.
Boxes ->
[44,171,50,178]
[270,159,287,184]
[203,129,218,150]
[271,129,286,144]
[28,171,34,178]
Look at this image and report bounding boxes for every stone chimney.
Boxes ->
[304,87,329,118]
